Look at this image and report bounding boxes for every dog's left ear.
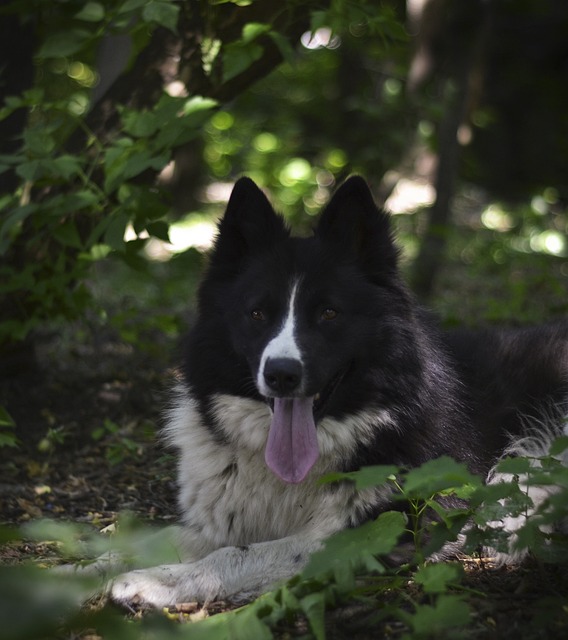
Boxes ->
[316,176,399,276]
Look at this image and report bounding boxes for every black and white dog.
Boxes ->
[111,176,568,607]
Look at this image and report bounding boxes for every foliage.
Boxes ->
[2,0,567,355]
[200,17,412,228]
[91,418,145,465]
[0,0,410,351]
[0,406,18,448]
[0,0,208,348]
[2,446,568,639]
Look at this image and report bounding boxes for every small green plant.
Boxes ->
[37,426,69,454]
[0,406,18,448]
[2,446,568,639]
[91,418,142,465]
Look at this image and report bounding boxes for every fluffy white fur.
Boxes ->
[94,389,568,607]
[110,388,394,606]
[485,416,568,562]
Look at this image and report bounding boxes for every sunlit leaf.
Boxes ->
[75,2,105,22]
[222,40,264,83]
[182,96,218,116]
[242,22,271,43]
[37,29,92,58]
[142,0,180,33]
[403,456,481,497]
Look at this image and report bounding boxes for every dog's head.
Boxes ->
[189,176,410,483]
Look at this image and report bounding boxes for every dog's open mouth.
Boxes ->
[264,368,347,484]
[313,368,345,417]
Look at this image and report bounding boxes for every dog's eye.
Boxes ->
[250,309,265,321]
[321,308,338,321]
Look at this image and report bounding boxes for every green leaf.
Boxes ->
[222,40,264,83]
[119,0,149,12]
[0,406,15,428]
[269,31,297,66]
[232,608,272,639]
[0,407,18,447]
[407,594,471,636]
[142,0,180,33]
[23,128,56,156]
[15,159,41,181]
[181,95,218,117]
[303,510,406,580]
[59,190,101,214]
[350,465,399,490]
[403,456,481,498]
[146,221,170,242]
[104,212,129,251]
[301,592,326,640]
[0,204,38,254]
[310,11,330,33]
[495,456,533,475]
[51,155,83,180]
[37,29,92,58]
[0,433,19,448]
[121,109,159,137]
[52,220,83,249]
[549,435,568,457]
[241,22,271,44]
[320,464,398,490]
[0,153,23,166]
[212,0,253,5]
[123,150,169,180]
[75,2,105,22]
[414,562,463,594]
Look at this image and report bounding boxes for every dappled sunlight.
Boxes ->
[385,178,436,215]
[143,217,218,260]
[301,28,341,50]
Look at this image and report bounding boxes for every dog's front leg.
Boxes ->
[110,534,322,608]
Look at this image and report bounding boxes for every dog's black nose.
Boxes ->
[264,358,302,395]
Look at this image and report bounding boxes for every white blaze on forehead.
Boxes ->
[257,280,302,395]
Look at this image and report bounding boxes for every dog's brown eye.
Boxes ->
[251,309,265,321]
[321,308,338,321]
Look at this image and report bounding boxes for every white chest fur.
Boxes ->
[164,389,392,561]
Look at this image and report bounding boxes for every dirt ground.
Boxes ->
[1,327,568,639]
[0,327,179,528]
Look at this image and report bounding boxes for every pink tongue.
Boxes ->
[265,397,319,483]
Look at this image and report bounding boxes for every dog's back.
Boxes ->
[444,322,568,462]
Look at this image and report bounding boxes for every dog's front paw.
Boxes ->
[110,562,224,608]
[111,567,181,608]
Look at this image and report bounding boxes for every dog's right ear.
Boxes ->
[210,178,289,264]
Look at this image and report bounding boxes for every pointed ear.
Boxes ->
[211,178,289,266]
[316,176,399,277]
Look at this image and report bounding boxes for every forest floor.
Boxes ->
[1,257,568,638]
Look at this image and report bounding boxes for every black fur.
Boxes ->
[183,176,568,482]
